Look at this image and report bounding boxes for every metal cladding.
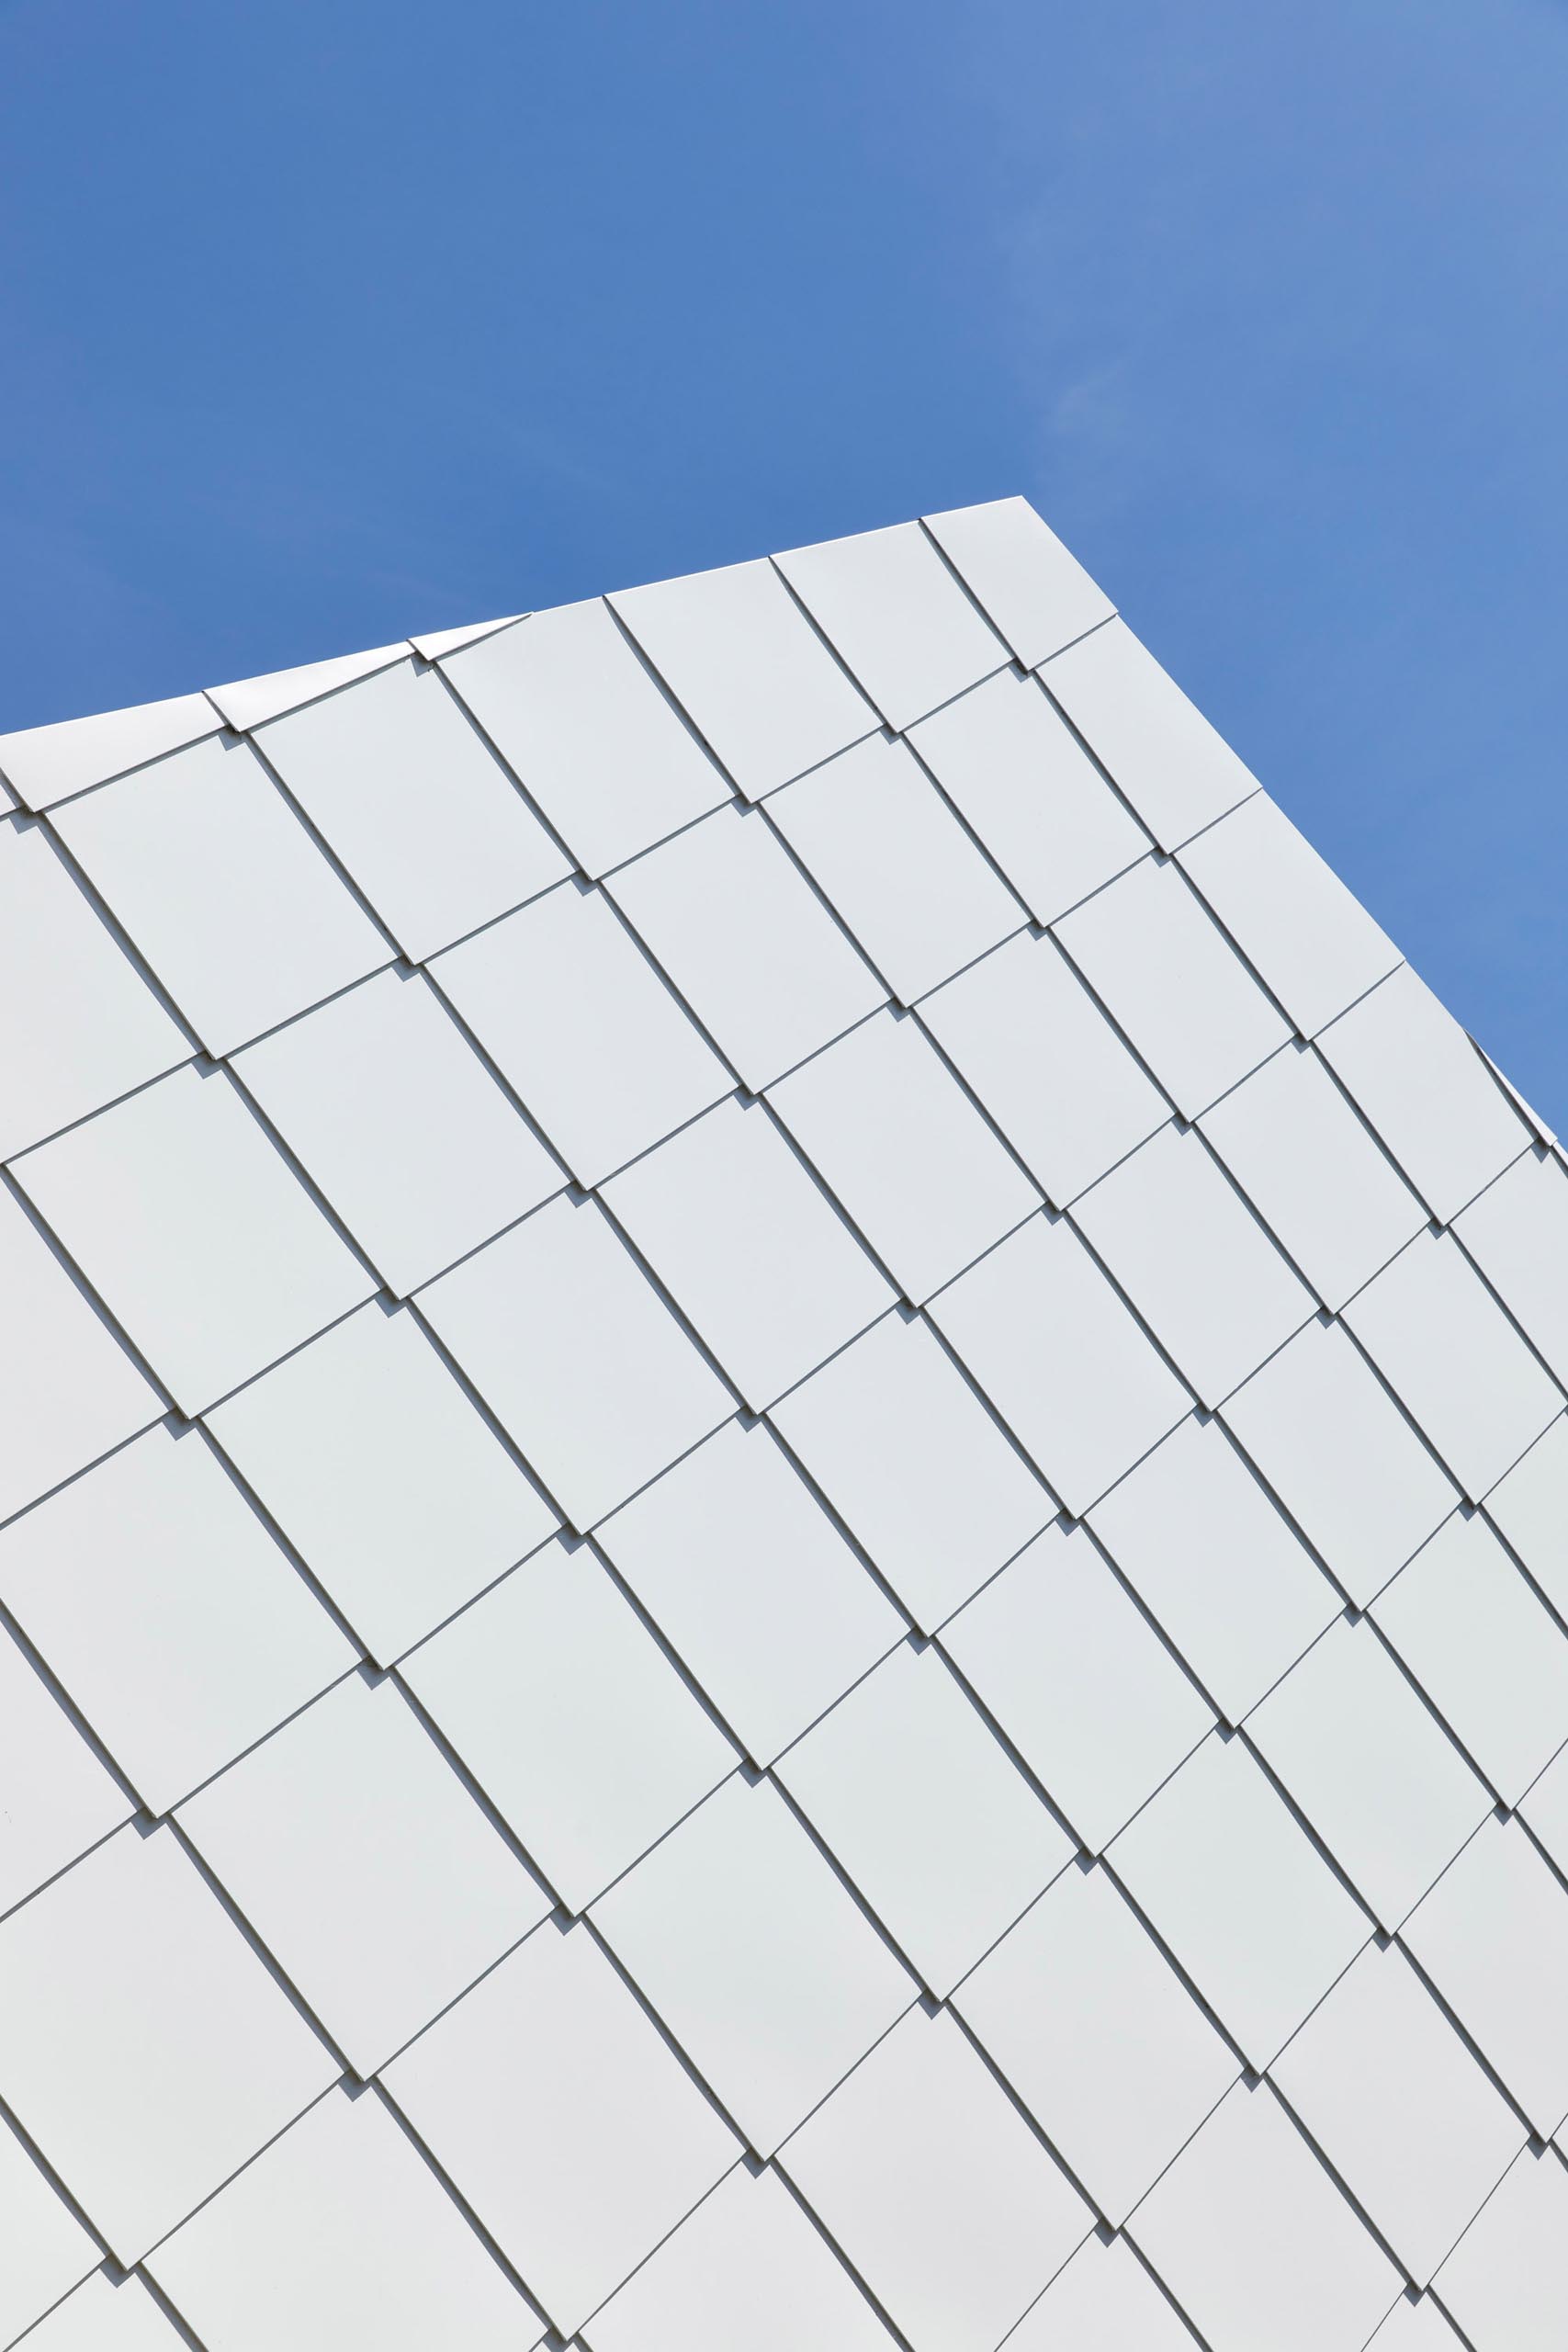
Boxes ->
[1,500,1564,2350]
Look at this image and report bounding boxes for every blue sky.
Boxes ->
[3,0,1565,1116]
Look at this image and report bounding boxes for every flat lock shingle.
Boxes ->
[0,2103,101,2351]
[148,2085,542,2352]
[919,927,1169,1208]
[0,1424,355,1817]
[605,799,885,1091]
[600,1095,896,1412]
[1107,1731,1371,2069]
[417,1192,734,1532]
[582,2161,898,2352]
[1371,1510,1568,1806]
[927,1213,1191,1518]
[1342,1228,1562,1504]
[1316,962,1532,1224]
[592,1773,917,2156]
[0,688,220,812]
[0,1615,131,1919]
[401,1536,738,1913]
[429,877,732,1187]
[1270,1939,1525,2288]
[205,1300,558,1668]
[1053,853,1291,1121]
[1222,1317,1461,1607]
[1454,1148,1568,1391]
[381,1917,739,2337]
[1432,2145,1568,2352]
[953,1860,1238,2226]
[778,2004,1093,2352]
[440,598,732,879]
[51,734,389,1057]
[596,1419,905,1767]
[922,495,1115,672]
[610,554,878,800]
[0,1181,162,1526]
[1071,1121,1315,1408]
[1125,2079,1402,2352]
[940,1521,1213,1855]
[1403,1815,1568,2138]
[774,1641,1074,1997]
[1003,2230,1199,2350]
[232,966,563,1295]
[1246,1615,1493,1933]
[767,1007,1040,1305]
[1086,1414,1340,1724]
[773,518,1010,732]
[771,1314,1049,1637]
[767,731,1026,1004]
[0,1823,335,2265]
[907,665,1148,925]
[0,820,188,1163]
[1199,1040,1428,1311]
[177,1674,552,2077]
[254,655,570,961]
[769,1308,1054,1634]
[1040,618,1259,853]
[22,2271,201,2351]
[13,1062,377,1418]
[1178,789,1401,1038]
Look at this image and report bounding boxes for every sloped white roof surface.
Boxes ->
[1,495,1565,2348]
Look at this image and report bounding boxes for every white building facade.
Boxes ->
[0,500,1563,2349]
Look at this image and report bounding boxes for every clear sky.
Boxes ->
[3,1,1565,1117]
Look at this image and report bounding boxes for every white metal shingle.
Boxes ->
[0,2104,101,2350]
[381,1918,739,2336]
[13,1063,376,1419]
[953,1860,1238,2225]
[609,554,878,799]
[0,1425,354,1817]
[0,821,188,1163]
[1040,619,1259,853]
[0,692,219,813]
[767,1008,1041,1305]
[1246,1617,1492,1932]
[147,2086,543,2352]
[204,1300,557,1668]
[1107,1732,1371,2069]
[417,1193,733,1532]
[600,1096,896,1412]
[1432,2146,1568,2352]
[232,967,563,1295]
[768,1309,1054,1634]
[176,1675,551,2076]
[767,731,1026,1004]
[51,735,389,1057]
[605,799,886,1090]
[773,518,1010,732]
[779,2005,1093,2352]
[927,1214,1191,1517]
[1086,1415,1340,1724]
[1054,854,1291,1121]
[940,1521,1213,1855]
[774,1641,1074,1996]
[401,1537,738,1913]
[908,666,1148,924]
[1126,2080,1402,2352]
[0,1824,335,2264]
[440,599,732,879]
[919,928,1169,1207]
[592,1773,916,2156]
[596,1419,905,1767]
[922,495,1115,671]
[582,2162,897,2352]
[1270,1939,1525,2288]
[429,878,732,1187]
[254,657,570,960]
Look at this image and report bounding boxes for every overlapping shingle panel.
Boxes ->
[2,493,1562,2348]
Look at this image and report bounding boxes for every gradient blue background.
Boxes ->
[4,1,1564,1114]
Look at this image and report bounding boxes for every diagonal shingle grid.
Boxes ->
[2,496,1566,2349]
